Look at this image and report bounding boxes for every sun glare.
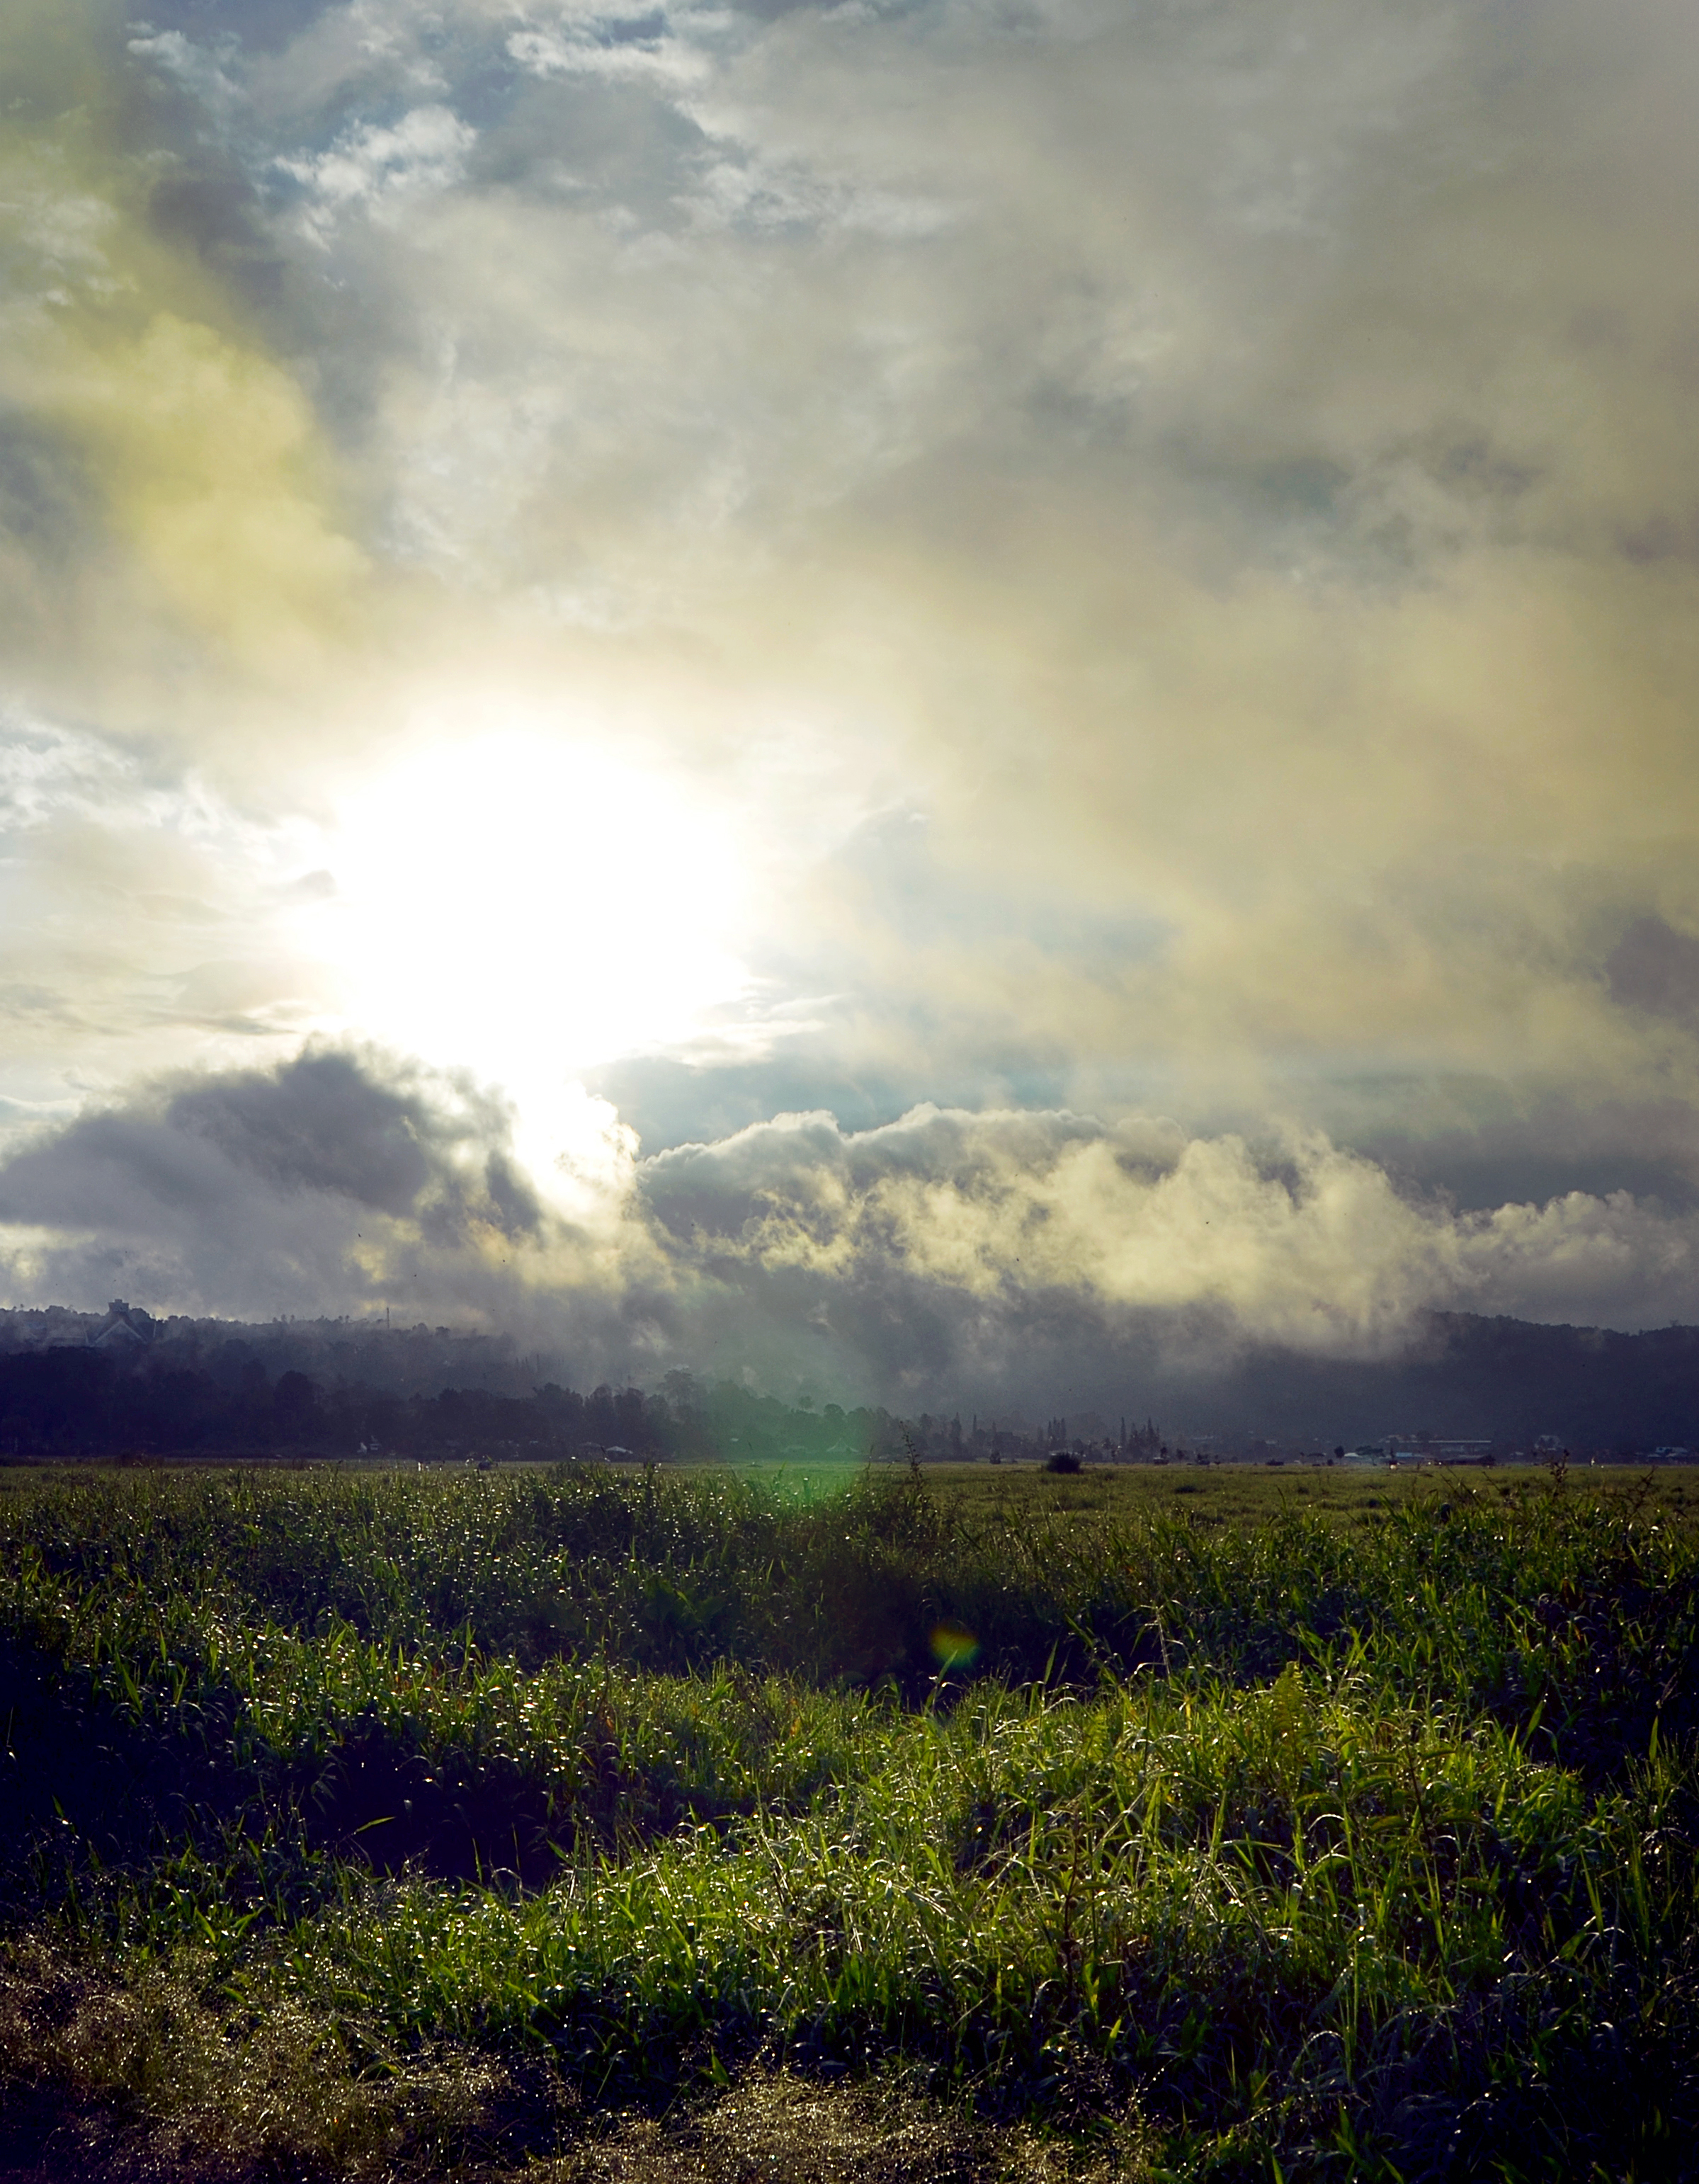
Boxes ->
[318,727,753,1108]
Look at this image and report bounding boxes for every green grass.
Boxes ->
[1,1460,1696,2180]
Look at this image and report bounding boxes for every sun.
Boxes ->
[312,724,754,1108]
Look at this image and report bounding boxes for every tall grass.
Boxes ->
[1,1462,1695,2178]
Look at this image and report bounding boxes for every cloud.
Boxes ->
[508,23,711,91]
[16,1054,1699,1412]
[1607,918,1699,1030]
[0,711,340,1103]
[125,28,245,119]
[3,0,1699,1359]
[0,1046,601,1322]
[274,106,479,241]
[687,148,954,239]
[16,312,370,659]
[6,1043,1699,1406]
[164,1046,535,1222]
[640,1104,1699,1358]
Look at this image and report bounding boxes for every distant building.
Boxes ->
[1373,1433,1491,1464]
[89,1299,155,1351]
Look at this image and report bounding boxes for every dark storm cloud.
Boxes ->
[0,1047,549,1316]
[1607,918,1699,1029]
[162,1045,535,1221]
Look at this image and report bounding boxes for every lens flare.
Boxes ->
[930,1621,979,1670]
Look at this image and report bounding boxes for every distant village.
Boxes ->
[887,1411,1657,1470]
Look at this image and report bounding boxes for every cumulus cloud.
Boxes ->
[642,1105,1699,1361]
[7,1054,1697,1409]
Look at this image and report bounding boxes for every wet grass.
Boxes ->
[1,1460,1696,2180]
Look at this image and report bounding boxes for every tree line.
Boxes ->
[0,1347,927,1464]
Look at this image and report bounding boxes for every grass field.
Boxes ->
[1,1457,1695,2180]
[904,1457,1696,1528]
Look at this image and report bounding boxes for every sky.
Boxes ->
[2,0,1699,1411]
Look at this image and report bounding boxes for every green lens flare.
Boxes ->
[930,1621,979,1668]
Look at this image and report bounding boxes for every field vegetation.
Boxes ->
[1,1459,1695,2180]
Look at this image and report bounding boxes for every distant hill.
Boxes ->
[1159,1313,1699,1453]
[0,1304,560,1400]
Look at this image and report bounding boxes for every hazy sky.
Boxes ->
[4,0,1699,1405]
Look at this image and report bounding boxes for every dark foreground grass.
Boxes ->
[1,1461,1696,2180]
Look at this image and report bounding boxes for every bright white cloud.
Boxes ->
[125,28,244,118]
[0,711,339,1105]
[274,104,478,241]
[508,23,711,89]
[643,1104,1699,1346]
